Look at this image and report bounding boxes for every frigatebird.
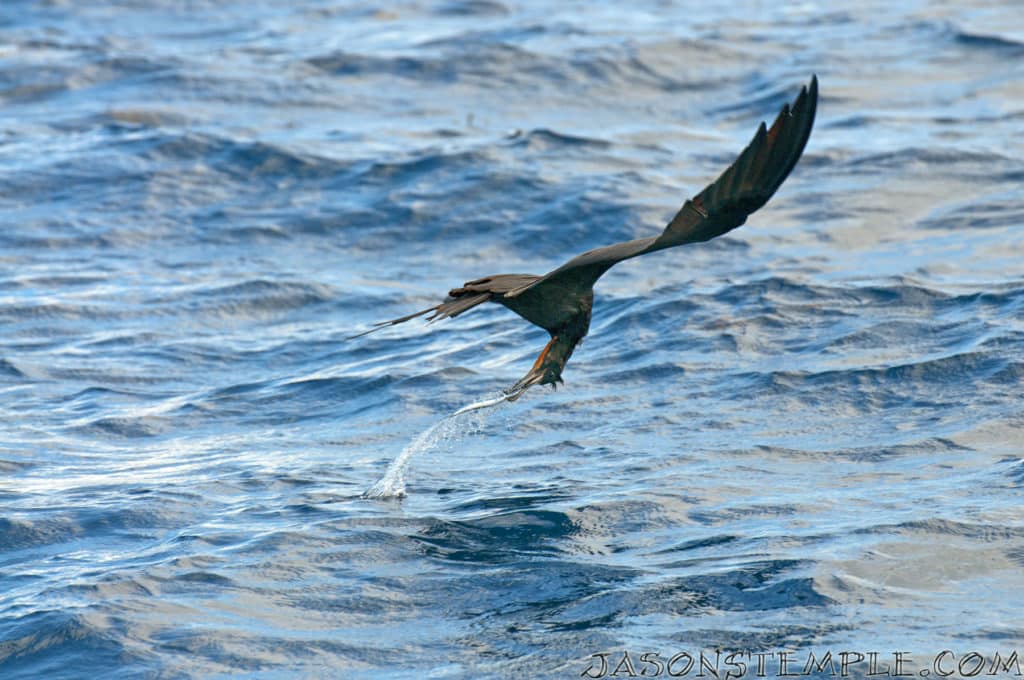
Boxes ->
[352,76,818,400]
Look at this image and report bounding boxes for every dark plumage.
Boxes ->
[352,76,819,400]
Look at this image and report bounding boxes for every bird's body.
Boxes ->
[352,76,819,400]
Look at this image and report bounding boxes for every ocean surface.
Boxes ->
[2,1,1023,678]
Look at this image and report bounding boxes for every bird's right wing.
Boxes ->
[347,274,540,339]
[506,75,818,299]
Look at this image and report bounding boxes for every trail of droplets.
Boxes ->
[363,391,513,498]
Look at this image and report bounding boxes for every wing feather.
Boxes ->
[507,75,818,299]
[347,275,540,338]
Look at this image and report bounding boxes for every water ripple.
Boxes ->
[2,1,1023,678]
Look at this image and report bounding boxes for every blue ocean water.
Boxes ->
[2,1,1023,677]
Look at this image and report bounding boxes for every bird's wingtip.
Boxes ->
[345,323,386,340]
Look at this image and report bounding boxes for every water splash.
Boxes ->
[363,391,514,498]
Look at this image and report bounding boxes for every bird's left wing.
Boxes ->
[506,75,818,299]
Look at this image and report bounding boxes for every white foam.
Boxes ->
[363,391,513,498]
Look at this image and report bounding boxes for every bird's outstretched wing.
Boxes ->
[507,75,818,299]
[346,273,540,339]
